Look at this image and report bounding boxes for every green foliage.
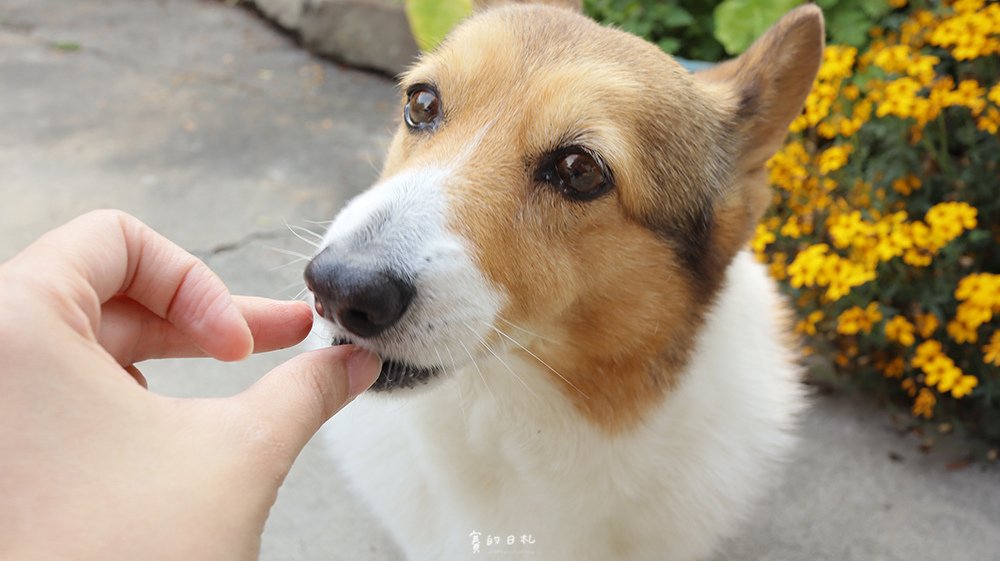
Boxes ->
[403,0,895,62]
[713,0,799,55]
[713,0,892,55]
[405,0,473,51]
[824,0,892,48]
[47,41,81,52]
[584,0,726,61]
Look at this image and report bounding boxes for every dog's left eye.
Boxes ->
[404,86,441,131]
[537,148,611,200]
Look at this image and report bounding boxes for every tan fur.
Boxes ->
[698,5,824,269]
[474,0,581,12]
[378,5,823,432]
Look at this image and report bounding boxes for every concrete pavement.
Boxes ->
[1,2,997,560]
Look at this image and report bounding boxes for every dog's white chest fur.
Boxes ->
[322,253,803,561]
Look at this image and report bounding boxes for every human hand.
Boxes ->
[0,210,381,561]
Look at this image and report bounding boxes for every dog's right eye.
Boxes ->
[404,85,441,131]
[536,147,612,201]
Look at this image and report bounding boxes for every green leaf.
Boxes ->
[968,229,991,243]
[859,0,892,19]
[405,0,473,52]
[713,0,801,55]
[827,7,873,47]
[657,37,682,53]
[659,7,696,28]
[48,41,81,52]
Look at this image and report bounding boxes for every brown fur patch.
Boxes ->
[378,5,822,432]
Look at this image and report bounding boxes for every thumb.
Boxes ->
[237,345,381,459]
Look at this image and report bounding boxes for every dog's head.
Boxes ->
[306,3,823,429]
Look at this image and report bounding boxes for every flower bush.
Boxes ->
[755,0,1000,441]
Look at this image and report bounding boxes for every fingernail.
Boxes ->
[346,348,382,400]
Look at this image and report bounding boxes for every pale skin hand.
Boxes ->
[0,210,381,561]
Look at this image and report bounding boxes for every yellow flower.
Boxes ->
[910,337,969,395]
[880,356,906,378]
[818,45,858,82]
[950,273,1000,344]
[797,310,824,336]
[901,377,917,397]
[989,82,1000,105]
[951,375,979,399]
[885,316,916,346]
[934,357,962,392]
[953,0,985,15]
[955,273,1000,306]
[750,223,775,256]
[817,144,853,174]
[977,107,1000,134]
[947,320,979,344]
[837,303,881,335]
[921,202,978,252]
[891,175,921,196]
[915,312,940,338]
[912,339,943,368]
[871,45,939,86]
[837,307,865,335]
[827,211,869,249]
[983,331,1000,366]
[769,252,788,281]
[943,79,987,115]
[928,3,1000,61]
[780,216,811,238]
[875,77,939,125]
[767,141,810,191]
[912,388,936,419]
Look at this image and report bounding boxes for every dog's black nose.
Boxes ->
[304,248,415,338]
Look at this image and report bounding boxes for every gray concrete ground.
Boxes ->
[1,2,998,560]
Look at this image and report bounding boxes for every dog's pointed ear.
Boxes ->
[474,0,582,12]
[691,5,823,278]
[696,5,824,176]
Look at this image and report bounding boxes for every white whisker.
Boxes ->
[495,315,561,345]
[445,345,461,376]
[265,246,313,260]
[464,323,538,400]
[287,222,325,241]
[486,324,589,400]
[435,345,468,432]
[458,338,496,405]
[272,280,304,296]
[283,221,321,248]
[268,256,310,272]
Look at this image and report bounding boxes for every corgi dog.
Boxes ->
[304,3,823,560]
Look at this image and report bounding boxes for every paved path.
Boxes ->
[2,2,997,560]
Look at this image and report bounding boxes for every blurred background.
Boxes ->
[1,0,998,559]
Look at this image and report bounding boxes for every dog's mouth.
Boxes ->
[331,337,441,391]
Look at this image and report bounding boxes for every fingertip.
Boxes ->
[344,346,381,400]
[213,298,255,361]
[287,300,315,338]
[239,297,314,352]
[296,345,381,414]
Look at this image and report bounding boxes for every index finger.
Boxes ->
[8,210,253,361]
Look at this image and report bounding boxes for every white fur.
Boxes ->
[320,251,804,561]
[311,166,503,370]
